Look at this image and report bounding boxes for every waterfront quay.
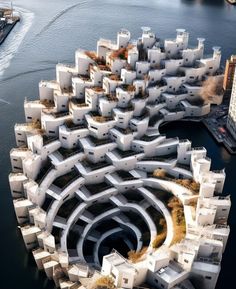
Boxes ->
[0,7,20,45]
[203,97,236,154]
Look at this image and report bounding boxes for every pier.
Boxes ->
[202,97,236,154]
[0,7,20,45]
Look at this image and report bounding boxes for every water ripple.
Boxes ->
[36,1,88,36]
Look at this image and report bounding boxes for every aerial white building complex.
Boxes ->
[9,28,230,289]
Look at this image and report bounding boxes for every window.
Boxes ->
[205,276,212,280]
[89,152,94,155]
[27,116,32,119]
[123,278,128,284]
[13,166,21,170]
[49,130,55,134]
[62,136,67,140]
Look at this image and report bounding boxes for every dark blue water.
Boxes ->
[0,1,235,288]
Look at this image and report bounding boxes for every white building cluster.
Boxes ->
[9,28,229,289]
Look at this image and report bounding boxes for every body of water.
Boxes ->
[0,1,235,289]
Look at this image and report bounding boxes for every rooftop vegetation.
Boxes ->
[92,115,114,123]
[152,218,167,249]
[120,84,136,92]
[94,276,116,289]
[103,93,118,102]
[128,247,148,263]
[58,147,82,159]
[153,169,200,194]
[110,47,128,60]
[65,120,86,131]
[40,99,55,108]
[167,196,186,245]
[53,169,80,189]
[91,87,105,93]
[84,50,106,66]
[108,74,122,81]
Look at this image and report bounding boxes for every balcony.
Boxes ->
[81,159,111,172]
[142,152,177,162]
[70,98,89,108]
[52,111,70,118]
[56,196,81,220]
[57,147,83,160]
[119,84,136,92]
[115,148,139,159]
[36,159,54,185]
[103,93,118,102]
[64,120,86,131]
[53,169,81,191]
[114,126,133,135]
[116,170,139,181]
[87,135,113,147]
[42,135,58,146]
[140,134,159,142]
[83,182,113,196]
[42,195,54,212]
[90,112,114,123]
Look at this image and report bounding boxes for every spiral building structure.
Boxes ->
[9,28,230,289]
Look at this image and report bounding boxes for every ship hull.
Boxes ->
[0,19,19,45]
